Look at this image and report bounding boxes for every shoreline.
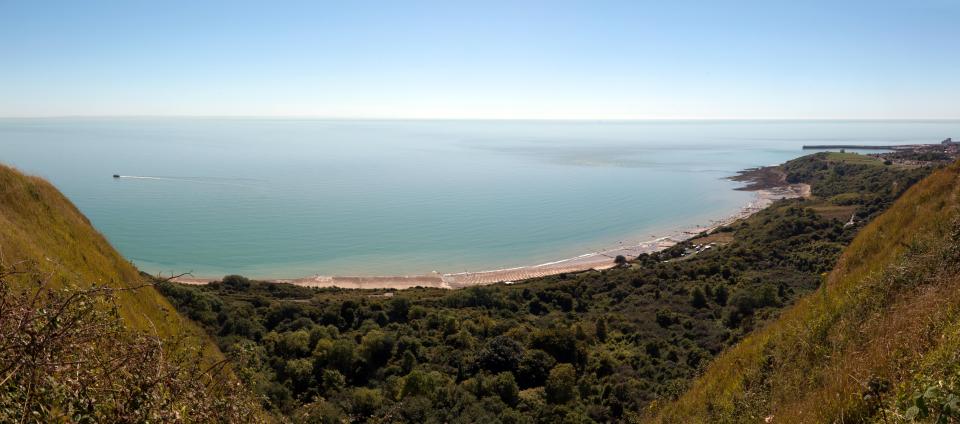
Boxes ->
[172,173,810,290]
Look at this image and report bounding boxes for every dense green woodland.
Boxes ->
[158,153,933,423]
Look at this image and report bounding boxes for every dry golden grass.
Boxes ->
[0,163,221,358]
[808,203,859,222]
[649,161,960,423]
[824,151,885,166]
[693,231,736,246]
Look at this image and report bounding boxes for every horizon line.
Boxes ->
[2,115,960,122]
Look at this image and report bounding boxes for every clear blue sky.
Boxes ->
[1,1,957,119]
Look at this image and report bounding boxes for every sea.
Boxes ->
[1,118,957,278]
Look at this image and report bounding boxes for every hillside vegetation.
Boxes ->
[651,161,960,423]
[157,152,933,422]
[0,164,263,421]
[0,164,193,336]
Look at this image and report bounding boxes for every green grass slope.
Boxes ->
[650,161,960,423]
[0,163,215,347]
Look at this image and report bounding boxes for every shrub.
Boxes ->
[596,317,608,342]
[531,327,581,364]
[545,364,577,404]
[517,349,557,389]
[477,335,524,373]
[614,255,628,267]
[350,387,383,417]
[293,399,343,424]
[388,297,411,322]
[222,274,252,290]
[491,372,521,406]
[690,287,707,308]
[0,264,261,422]
[321,369,346,393]
[359,330,395,368]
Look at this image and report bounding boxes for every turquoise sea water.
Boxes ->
[1,119,957,278]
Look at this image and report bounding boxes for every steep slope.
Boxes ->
[0,163,213,347]
[651,161,960,423]
[0,163,271,421]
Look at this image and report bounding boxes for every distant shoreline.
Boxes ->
[172,169,810,290]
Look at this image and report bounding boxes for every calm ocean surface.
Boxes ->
[1,119,957,278]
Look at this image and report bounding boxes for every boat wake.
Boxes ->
[113,175,262,187]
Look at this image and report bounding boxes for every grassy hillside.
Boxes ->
[0,163,270,421]
[0,163,204,338]
[651,161,960,422]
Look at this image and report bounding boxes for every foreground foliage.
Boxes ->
[0,263,263,423]
[158,153,933,422]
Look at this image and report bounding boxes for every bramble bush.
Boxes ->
[0,261,262,423]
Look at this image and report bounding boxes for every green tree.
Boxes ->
[545,364,577,404]
[388,297,411,322]
[293,399,343,424]
[321,369,346,394]
[477,335,524,373]
[350,387,383,417]
[401,350,417,374]
[596,317,608,342]
[327,340,356,375]
[517,349,557,388]
[490,372,520,406]
[222,274,252,290]
[278,330,312,357]
[401,370,444,399]
[690,287,708,308]
[531,327,581,364]
[359,330,395,368]
[285,358,314,394]
[715,285,729,306]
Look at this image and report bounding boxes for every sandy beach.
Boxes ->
[172,176,810,290]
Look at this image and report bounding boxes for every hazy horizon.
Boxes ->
[2,1,958,119]
[4,116,960,121]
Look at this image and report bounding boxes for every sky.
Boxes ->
[0,1,958,119]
